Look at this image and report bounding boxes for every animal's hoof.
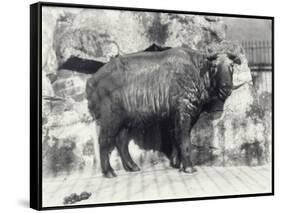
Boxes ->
[124,163,140,172]
[170,160,181,169]
[192,167,197,172]
[180,167,197,174]
[130,164,140,172]
[103,170,117,178]
[170,155,181,169]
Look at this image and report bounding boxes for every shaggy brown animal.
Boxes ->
[83,47,241,177]
[59,44,242,177]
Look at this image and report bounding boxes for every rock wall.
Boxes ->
[41,7,272,177]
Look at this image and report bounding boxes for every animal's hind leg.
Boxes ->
[116,129,140,172]
[99,128,117,178]
[170,145,181,168]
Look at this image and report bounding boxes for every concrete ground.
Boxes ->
[42,162,272,207]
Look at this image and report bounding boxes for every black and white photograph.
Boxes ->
[30,2,273,210]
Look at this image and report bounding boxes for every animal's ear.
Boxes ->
[227,53,242,65]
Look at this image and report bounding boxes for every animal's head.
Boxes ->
[206,52,242,101]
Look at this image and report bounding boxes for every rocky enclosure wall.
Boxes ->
[41,7,272,177]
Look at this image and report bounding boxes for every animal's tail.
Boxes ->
[58,56,106,74]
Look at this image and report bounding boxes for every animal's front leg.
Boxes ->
[178,118,197,173]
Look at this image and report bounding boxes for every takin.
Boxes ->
[60,45,242,178]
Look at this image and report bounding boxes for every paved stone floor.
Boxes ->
[42,162,272,207]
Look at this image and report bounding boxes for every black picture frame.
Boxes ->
[30,1,274,210]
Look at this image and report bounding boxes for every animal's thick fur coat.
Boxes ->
[84,47,240,177]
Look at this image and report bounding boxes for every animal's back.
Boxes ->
[86,47,206,121]
[117,47,203,73]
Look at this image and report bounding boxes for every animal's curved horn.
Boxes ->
[227,52,242,65]
[206,53,219,61]
[233,82,246,90]
[226,52,237,60]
